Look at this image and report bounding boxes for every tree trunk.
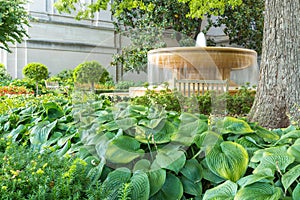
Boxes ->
[248,0,300,128]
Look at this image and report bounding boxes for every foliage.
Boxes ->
[10,78,45,94]
[0,0,29,52]
[49,69,75,87]
[23,62,49,95]
[54,0,243,73]
[132,84,256,116]
[1,93,300,198]
[73,61,112,91]
[205,0,265,54]
[0,63,12,86]
[0,137,104,199]
[178,0,243,18]
[115,80,145,90]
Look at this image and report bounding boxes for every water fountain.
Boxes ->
[147,32,258,88]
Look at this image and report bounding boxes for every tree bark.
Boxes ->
[248,0,300,129]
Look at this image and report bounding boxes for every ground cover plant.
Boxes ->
[0,91,300,199]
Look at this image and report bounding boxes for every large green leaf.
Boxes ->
[287,138,300,162]
[251,146,295,174]
[29,120,57,151]
[133,159,166,197]
[149,173,183,200]
[153,144,186,174]
[115,117,137,131]
[293,183,300,199]
[43,102,64,120]
[172,118,207,146]
[234,183,282,200]
[129,171,150,200]
[105,135,144,164]
[135,121,177,144]
[221,117,254,135]
[282,164,300,193]
[237,168,273,188]
[206,141,249,182]
[203,180,237,200]
[276,130,300,144]
[194,130,223,153]
[180,159,203,196]
[254,126,280,143]
[101,167,132,199]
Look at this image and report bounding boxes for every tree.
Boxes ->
[73,61,111,92]
[54,0,242,73]
[205,0,265,54]
[23,62,49,95]
[247,0,300,128]
[0,0,30,52]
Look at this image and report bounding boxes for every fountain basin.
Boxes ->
[148,46,257,81]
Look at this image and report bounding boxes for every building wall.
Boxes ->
[1,0,122,81]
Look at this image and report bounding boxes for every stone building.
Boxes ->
[0,0,124,81]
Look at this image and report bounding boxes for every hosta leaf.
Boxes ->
[29,120,57,151]
[181,176,202,196]
[282,164,300,193]
[254,126,280,143]
[201,158,225,184]
[101,167,131,199]
[129,171,150,200]
[153,145,186,174]
[149,173,183,200]
[237,168,273,187]
[172,118,207,146]
[106,135,144,164]
[43,102,64,120]
[206,141,248,182]
[221,117,254,134]
[115,117,137,131]
[251,146,295,174]
[287,138,300,162]
[293,183,300,199]
[180,159,203,196]
[133,159,166,197]
[203,180,237,200]
[139,118,166,130]
[234,183,282,200]
[179,112,200,123]
[180,158,203,182]
[194,130,223,152]
[279,130,300,142]
[6,124,26,141]
[57,133,76,147]
[135,121,176,144]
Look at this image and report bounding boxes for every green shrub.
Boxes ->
[0,138,103,199]
[50,69,74,87]
[73,61,112,92]
[22,62,49,95]
[0,63,12,86]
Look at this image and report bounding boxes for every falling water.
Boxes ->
[195,32,207,47]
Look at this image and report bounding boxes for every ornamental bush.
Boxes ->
[73,61,112,92]
[0,63,12,86]
[23,62,49,95]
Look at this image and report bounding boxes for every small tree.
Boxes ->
[73,61,111,92]
[22,62,49,95]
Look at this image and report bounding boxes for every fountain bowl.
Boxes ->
[148,46,257,81]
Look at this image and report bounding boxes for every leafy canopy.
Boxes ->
[0,0,30,52]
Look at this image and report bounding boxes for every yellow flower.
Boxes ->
[36,168,44,175]
[1,186,7,191]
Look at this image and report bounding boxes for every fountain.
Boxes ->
[147,32,258,88]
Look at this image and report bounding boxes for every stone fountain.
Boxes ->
[147,32,258,88]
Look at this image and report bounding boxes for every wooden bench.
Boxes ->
[174,79,229,97]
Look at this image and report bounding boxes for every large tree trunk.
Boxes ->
[248,0,300,129]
